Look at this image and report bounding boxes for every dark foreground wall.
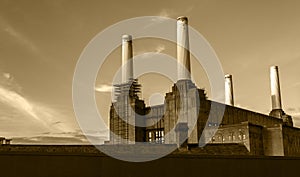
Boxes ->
[0,152,300,177]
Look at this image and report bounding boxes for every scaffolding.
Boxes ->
[113,79,141,100]
[110,79,142,144]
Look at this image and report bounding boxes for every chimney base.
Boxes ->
[269,109,293,127]
[269,109,285,119]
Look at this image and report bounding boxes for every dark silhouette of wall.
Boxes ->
[0,150,300,177]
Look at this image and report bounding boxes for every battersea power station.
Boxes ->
[108,16,300,157]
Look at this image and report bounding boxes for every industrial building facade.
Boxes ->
[108,16,300,156]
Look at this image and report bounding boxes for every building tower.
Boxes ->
[269,66,293,126]
[109,35,146,144]
[164,17,206,146]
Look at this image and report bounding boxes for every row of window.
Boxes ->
[212,133,246,142]
[148,130,164,144]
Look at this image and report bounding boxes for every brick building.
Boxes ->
[108,16,300,157]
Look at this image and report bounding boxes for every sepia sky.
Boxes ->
[0,0,300,144]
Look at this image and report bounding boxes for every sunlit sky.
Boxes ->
[0,0,300,144]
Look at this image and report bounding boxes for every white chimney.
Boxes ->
[270,66,282,110]
[122,34,133,83]
[177,16,191,80]
[225,74,234,106]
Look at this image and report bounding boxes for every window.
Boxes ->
[149,130,165,144]
[161,131,165,143]
[212,136,215,142]
[149,132,152,142]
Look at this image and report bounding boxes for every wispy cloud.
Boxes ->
[157,7,194,18]
[0,16,45,60]
[135,44,166,56]
[0,86,39,121]
[158,9,175,18]
[0,72,22,92]
[11,129,109,145]
[155,44,165,53]
[146,7,194,29]
[287,107,300,115]
[286,107,300,127]
[0,85,73,133]
[95,84,113,93]
[293,116,300,128]
[12,133,90,145]
[0,71,74,136]
[184,6,194,15]
[286,81,300,89]
[292,82,300,87]
[3,73,11,79]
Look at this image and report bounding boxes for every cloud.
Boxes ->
[286,81,300,89]
[0,72,22,92]
[293,116,300,128]
[0,86,39,121]
[95,84,113,93]
[135,44,166,56]
[286,107,300,127]
[155,44,165,53]
[292,113,300,117]
[0,85,73,132]
[158,9,175,18]
[11,135,90,145]
[146,7,194,29]
[144,9,176,29]
[157,7,194,18]
[292,82,300,87]
[0,16,44,60]
[134,45,167,64]
[287,107,300,115]
[3,73,11,79]
[184,6,194,15]
[11,129,109,145]
[0,71,74,138]
[0,72,38,120]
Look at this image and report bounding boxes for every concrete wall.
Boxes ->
[203,123,249,149]
[263,126,284,156]
[218,102,283,127]
[282,126,300,156]
[248,125,264,155]
[202,122,265,155]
